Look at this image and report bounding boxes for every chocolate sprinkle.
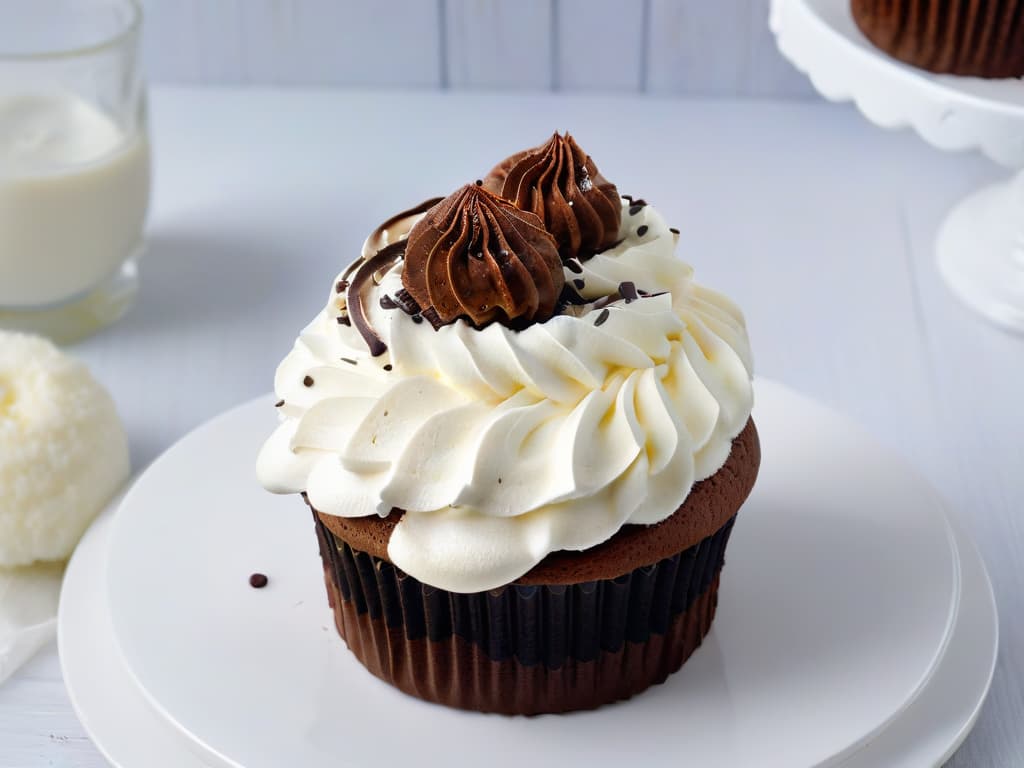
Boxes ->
[421,307,444,330]
[573,278,585,289]
[341,357,358,365]
[670,227,680,235]
[557,283,588,308]
[383,364,393,372]
[393,288,423,316]
[566,259,583,274]
[380,294,398,310]
[637,225,649,237]
[274,400,284,408]
[249,573,269,589]
[303,376,314,387]
[475,179,483,186]
[411,314,424,324]
[594,308,610,326]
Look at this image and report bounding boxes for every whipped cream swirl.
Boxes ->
[258,200,754,593]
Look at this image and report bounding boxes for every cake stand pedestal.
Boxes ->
[771,0,1024,334]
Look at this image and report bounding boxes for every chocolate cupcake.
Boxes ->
[851,0,1024,78]
[258,137,759,714]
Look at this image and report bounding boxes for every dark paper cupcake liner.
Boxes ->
[313,511,735,714]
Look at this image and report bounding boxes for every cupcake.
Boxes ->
[258,134,759,714]
[851,0,1024,78]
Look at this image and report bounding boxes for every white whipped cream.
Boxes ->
[258,200,753,592]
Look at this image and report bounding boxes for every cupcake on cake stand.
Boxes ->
[771,0,1024,334]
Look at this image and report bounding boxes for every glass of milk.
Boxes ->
[0,0,150,343]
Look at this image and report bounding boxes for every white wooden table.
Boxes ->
[1,87,1019,767]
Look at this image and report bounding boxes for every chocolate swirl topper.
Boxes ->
[484,132,621,261]
[401,183,563,329]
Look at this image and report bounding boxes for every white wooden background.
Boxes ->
[138,0,816,97]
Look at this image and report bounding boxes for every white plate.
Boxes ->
[96,379,972,767]
[58,489,216,768]
[58,451,997,768]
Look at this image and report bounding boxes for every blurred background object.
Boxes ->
[0,0,150,343]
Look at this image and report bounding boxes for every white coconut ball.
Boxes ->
[0,332,129,566]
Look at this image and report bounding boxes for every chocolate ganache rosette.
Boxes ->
[484,132,621,261]
[401,183,563,328]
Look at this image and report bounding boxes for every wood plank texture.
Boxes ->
[646,0,815,96]
[140,0,441,86]
[135,0,818,97]
[444,0,553,89]
[557,0,645,91]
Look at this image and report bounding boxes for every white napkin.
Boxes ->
[0,562,64,684]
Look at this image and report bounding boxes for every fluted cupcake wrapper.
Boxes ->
[313,511,736,714]
[852,0,1024,78]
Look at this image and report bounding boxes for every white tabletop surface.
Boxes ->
[1,87,1020,767]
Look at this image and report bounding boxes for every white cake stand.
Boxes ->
[771,0,1024,334]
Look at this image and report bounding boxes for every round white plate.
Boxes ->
[58,447,997,768]
[58,488,214,768]
[98,379,968,768]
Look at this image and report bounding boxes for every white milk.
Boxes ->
[0,92,150,307]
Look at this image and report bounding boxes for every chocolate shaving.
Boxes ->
[362,197,444,260]
[618,281,638,301]
[347,240,406,357]
[379,294,398,310]
[573,278,585,290]
[566,259,583,274]
[341,357,358,365]
[337,315,351,325]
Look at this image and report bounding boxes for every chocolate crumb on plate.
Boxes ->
[249,573,269,589]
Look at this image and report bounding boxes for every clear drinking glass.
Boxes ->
[0,0,149,344]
